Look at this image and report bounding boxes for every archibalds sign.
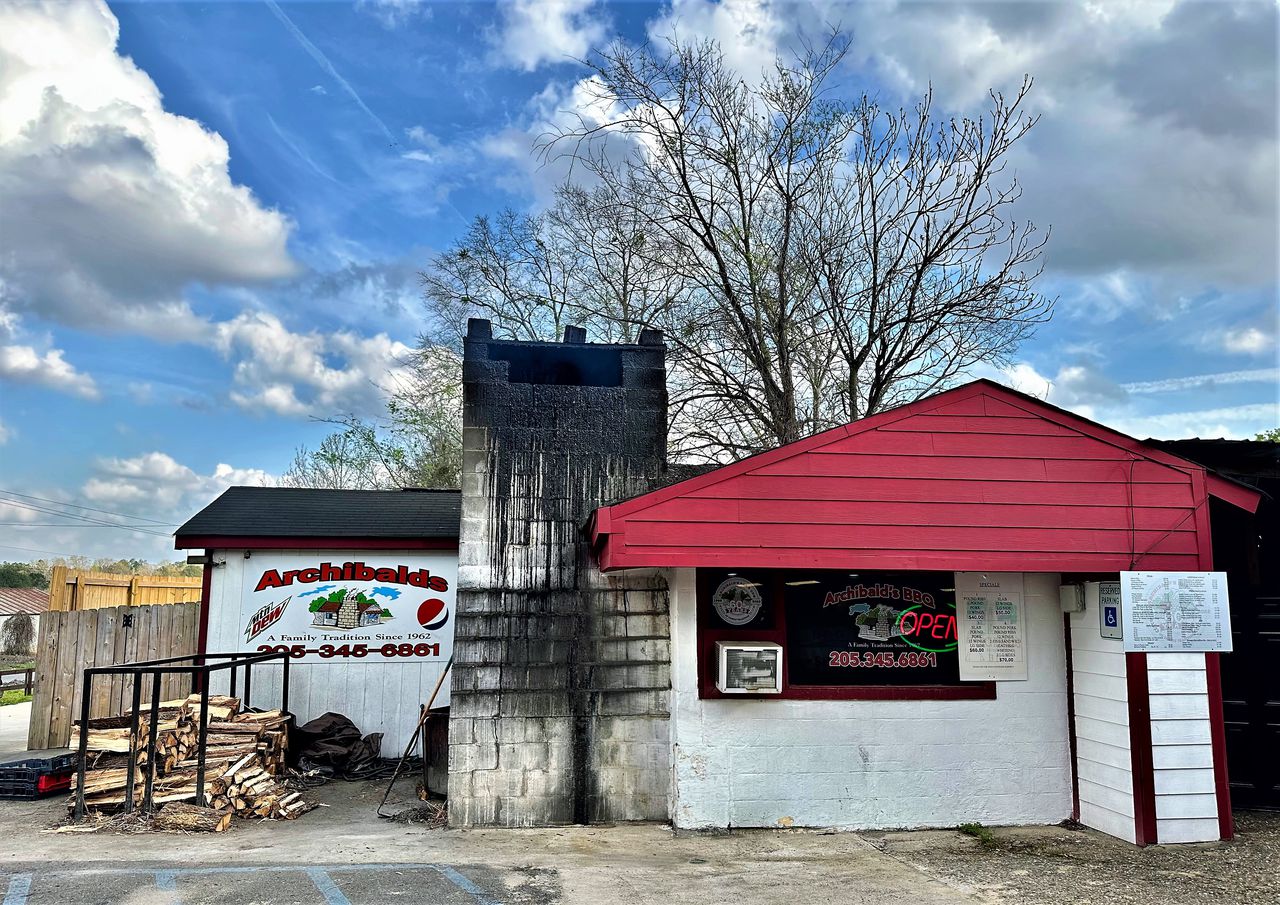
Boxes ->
[254,561,449,593]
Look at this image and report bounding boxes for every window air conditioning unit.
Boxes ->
[716,641,783,694]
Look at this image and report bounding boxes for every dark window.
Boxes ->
[696,568,992,701]
[784,571,963,686]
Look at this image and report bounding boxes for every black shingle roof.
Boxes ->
[175,487,460,540]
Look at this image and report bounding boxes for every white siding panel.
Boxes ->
[1146,653,1207,671]
[1151,744,1214,770]
[1078,778,1135,817]
[1068,586,1135,844]
[1076,737,1132,770]
[1074,692,1130,726]
[1154,793,1219,820]
[1148,669,1207,695]
[1150,694,1210,720]
[1075,715,1131,748]
[1079,802,1137,844]
[1157,818,1220,843]
[1150,719,1212,745]
[1154,769,1217,796]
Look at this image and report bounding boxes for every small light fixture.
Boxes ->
[785,580,820,586]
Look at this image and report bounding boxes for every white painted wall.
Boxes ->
[206,549,453,754]
[668,569,1072,830]
[1068,587,1135,843]
[1147,652,1218,843]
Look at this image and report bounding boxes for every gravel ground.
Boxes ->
[865,810,1280,905]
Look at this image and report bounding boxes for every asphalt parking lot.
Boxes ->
[1,779,1276,904]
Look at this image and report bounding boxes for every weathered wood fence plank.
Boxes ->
[27,602,201,749]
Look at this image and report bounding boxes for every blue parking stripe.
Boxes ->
[306,868,353,905]
[436,866,500,905]
[2,874,31,905]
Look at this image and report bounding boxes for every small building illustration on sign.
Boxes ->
[310,589,391,630]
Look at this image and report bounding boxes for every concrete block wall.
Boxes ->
[668,568,1073,830]
[449,320,672,827]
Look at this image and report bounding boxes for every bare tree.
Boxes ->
[1,613,35,656]
[282,346,464,490]
[424,32,1053,463]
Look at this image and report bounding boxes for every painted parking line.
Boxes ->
[306,867,353,905]
[2,874,30,905]
[1,863,502,905]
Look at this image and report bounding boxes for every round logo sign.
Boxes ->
[416,598,449,631]
[712,577,763,626]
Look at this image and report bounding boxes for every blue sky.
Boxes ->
[0,0,1276,562]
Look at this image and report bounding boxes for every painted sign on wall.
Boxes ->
[1120,570,1232,653]
[240,553,456,664]
[955,572,1027,681]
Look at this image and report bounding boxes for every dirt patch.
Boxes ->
[865,811,1280,905]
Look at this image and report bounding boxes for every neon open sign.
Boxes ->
[895,604,959,653]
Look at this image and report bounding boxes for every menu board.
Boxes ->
[784,571,963,686]
[1120,571,1232,652]
[955,572,1027,681]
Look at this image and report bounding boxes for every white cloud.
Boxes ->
[633,1,1277,293]
[647,0,787,82]
[1122,369,1278,395]
[82,451,274,511]
[1100,403,1280,442]
[1220,327,1276,357]
[0,341,99,399]
[0,418,11,445]
[0,0,296,336]
[209,311,414,417]
[356,0,431,29]
[490,0,607,71]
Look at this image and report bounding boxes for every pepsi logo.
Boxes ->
[417,598,449,630]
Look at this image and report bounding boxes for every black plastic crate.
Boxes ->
[0,752,78,800]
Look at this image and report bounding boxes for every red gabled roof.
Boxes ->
[591,379,1262,573]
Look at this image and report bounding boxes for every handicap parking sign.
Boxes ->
[1099,582,1122,640]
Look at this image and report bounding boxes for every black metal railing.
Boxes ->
[71,650,292,820]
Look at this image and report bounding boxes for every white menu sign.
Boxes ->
[955,572,1028,681]
[1120,571,1232,653]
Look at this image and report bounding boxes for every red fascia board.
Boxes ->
[175,535,458,551]
[597,548,1194,573]
[1205,473,1262,513]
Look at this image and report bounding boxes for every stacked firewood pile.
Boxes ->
[70,694,314,826]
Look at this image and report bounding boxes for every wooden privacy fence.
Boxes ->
[27,602,201,750]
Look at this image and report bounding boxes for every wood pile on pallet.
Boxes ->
[70,694,313,826]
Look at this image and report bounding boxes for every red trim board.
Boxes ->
[1126,652,1158,846]
[1205,653,1235,840]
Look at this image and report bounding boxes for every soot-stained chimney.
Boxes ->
[449,319,673,827]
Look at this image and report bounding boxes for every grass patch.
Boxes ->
[0,656,35,671]
[0,690,32,706]
[958,822,997,846]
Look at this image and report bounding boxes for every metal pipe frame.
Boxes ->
[70,650,292,820]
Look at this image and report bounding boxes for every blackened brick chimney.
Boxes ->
[448,319,672,826]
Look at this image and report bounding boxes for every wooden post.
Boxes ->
[49,565,67,612]
[128,576,140,608]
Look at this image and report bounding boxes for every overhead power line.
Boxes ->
[0,489,175,526]
[0,498,173,538]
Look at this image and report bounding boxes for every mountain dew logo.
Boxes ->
[245,596,290,642]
